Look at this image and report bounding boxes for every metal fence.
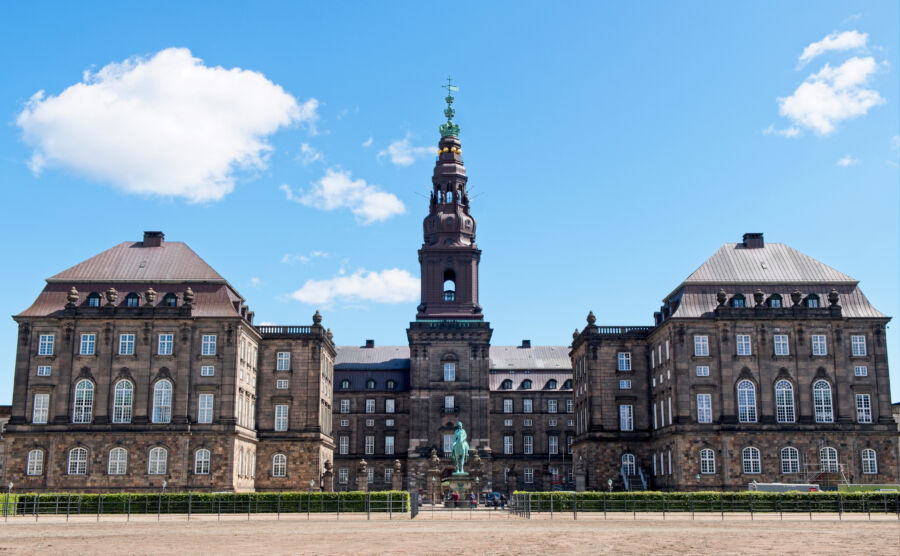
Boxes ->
[509,492,900,520]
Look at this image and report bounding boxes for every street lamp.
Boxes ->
[607,478,613,493]
[4,483,12,522]
[162,480,167,493]
[308,479,315,520]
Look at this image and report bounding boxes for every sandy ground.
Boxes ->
[0,512,897,555]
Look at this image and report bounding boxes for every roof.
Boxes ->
[48,241,225,283]
[333,369,410,392]
[333,345,572,372]
[489,371,572,391]
[335,346,411,370]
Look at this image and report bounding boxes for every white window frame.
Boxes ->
[365,399,376,414]
[38,334,54,356]
[444,396,454,410]
[118,333,135,356]
[148,447,167,475]
[108,447,127,475]
[856,393,872,423]
[201,335,217,356]
[773,334,789,356]
[152,380,173,424]
[157,334,173,356]
[503,399,512,414]
[566,399,573,413]
[781,447,799,474]
[385,399,395,413]
[854,365,868,377]
[201,365,215,377]
[338,468,348,484]
[272,453,287,477]
[813,380,833,423]
[385,435,395,455]
[340,399,350,414]
[68,447,87,475]
[276,379,289,390]
[820,447,838,473]
[112,380,133,424]
[524,435,533,455]
[775,380,795,423]
[737,380,757,423]
[694,335,709,357]
[32,393,49,424]
[194,449,210,475]
[198,393,214,424]
[365,435,375,455]
[276,352,291,371]
[504,419,513,427]
[367,468,374,484]
[339,436,349,455]
[385,418,394,427]
[443,362,456,382]
[742,447,761,474]
[274,404,289,431]
[696,393,712,424]
[548,399,558,413]
[699,449,715,474]
[851,335,867,357]
[443,434,453,455]
[696,365,709,377]
[617,352,631,371]
[811,334,827,356]
[80,333,96,356]
[73,379,94,424]
[523,399,533,413]
[384,468,393,484]
[37,365,51,376]
[619,379,632,390]
[861,449,877,474]
[524,468,534,484]
[619,404,633,431]
[549,435,559,455]
[26,449,43,476]
[736,334,752,356]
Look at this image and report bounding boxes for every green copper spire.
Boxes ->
[439,76,460,137]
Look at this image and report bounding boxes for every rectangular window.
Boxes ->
[276,379,289,389]
[566,399,573,413]
[201,335,217,356]
[367,467,374,484]
[619,379,631,390]
[340,419,349,427]
[118,334,135,355]
[652,404,657,429]
[443,362,456,381]
[549,436,559,455]
[697,393,712,423]
[524,468,534,484]
[694,365,709,377]
[385,435,395,455]
[523,399,533,413]
[36,365,51,377]
[665,340,670,360]
[812,335,827,356]
[274,404,288,431]
[340,400,350,414]
[366,418,374,427]
[774,334,789,356]
[736,334,752,356]
[385,418,394,427]
[339,468,348,484]
[651,351,655,368]
[198,393,214,424]
[444,396,454,410]
[856,394,872,423]
[80,334,96,356]
[276,352,291,371]
[38,334,54,356]
[548,399,558,413]
[524,418,533,427]
[619,405,633,431]
[504,419,513,427]
[617,352,631,371]
[384,468,393,484]
[339,436,349,455]
[365,399,376,413]
[854,365,868,377]
[503,399,512,413]
[157,334,173,356]
[694,335,709,356]
[851,335,867,356]
[201,365,215,376]
[548,419,557,427]
[443,434,453,455]
[365,435,375,455]
[32,393,49,424]
[567,435,573,454]
[524,435,534,455]
[385,399,395,413]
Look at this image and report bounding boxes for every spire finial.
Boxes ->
[440,77,460,137]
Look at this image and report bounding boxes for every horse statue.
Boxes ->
[451,421,470,474]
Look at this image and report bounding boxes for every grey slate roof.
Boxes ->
[334,345,572,372]
[489,371,573,391]
[335,346,411,370]
[47,241,225,283]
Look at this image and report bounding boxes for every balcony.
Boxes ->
[441,406,460,414]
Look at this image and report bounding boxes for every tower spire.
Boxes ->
[440,77,460,137]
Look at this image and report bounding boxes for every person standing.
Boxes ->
[500,493,507,510]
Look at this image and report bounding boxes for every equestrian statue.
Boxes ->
[451,421,470,475]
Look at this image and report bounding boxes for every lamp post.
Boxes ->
[4,482,12,521]
[607,478,613,493]
[308,479,314,520]
[475,476,480,506]
[162,480,167,493]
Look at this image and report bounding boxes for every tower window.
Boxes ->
[443,269,456,301]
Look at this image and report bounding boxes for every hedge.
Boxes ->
[511,491,900,513]
[2,491,409,515]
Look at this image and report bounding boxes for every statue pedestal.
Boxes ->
[445,472,479,505]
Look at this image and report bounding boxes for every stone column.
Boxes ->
[391,459,403,490]
[321,460,334,492]
[356,459,368,492]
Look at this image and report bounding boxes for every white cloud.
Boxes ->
[843,13,863,23]
[362,136,373,148]
[298,143,323,165]
[281,168,405,224]
[798,30,868,65]
[378,136,435,166]
[778,56,883,135]
[250,277,262,287]
[281,251,329,264]
[291,268,420,305]
[16,48,314,202]
[762,124,802,138]
[837,155,859,167]
[891,135,900,150]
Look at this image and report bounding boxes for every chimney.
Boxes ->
[520,339,531,349]
[364,339,375,349]
[742,233,764,249]
[143,231,164,247]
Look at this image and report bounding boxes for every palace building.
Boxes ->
[2,93,896,492]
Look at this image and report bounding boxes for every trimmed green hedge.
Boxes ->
[512,491,900,513]
[3,491,409,515]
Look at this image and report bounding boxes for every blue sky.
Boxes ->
[0,2,897,403]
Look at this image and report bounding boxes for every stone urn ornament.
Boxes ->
[753,289,765,306]
[105,287,119,305]
[828,289,840,307]
[66,286,79,306]
[790,289,802,306]
[716,288,727,306]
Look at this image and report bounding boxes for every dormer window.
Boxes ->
[521,379,532,390]
[562,379,573,390]
[767,294,782,308]
[501,379,513,390]
[546,379,558,389]
[340,379,351,390]
[806,294,819,308]
[124,293,140,307]
[731,294,746,308]
[86,293,101,307]
[386,379,397,390]
[162,293,177,307]
[365,379,376,390]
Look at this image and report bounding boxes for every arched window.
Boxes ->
[365,379,376,390]
[148,447,167,475]
[861,449,878,475]
[781,447,799,474]
[73,379,94,423]
[562,379,573,390]
[742,447,761,474]
[113,380,133,424]
[699,449,716,474]
[86,292,101,307]
[621,453,636,476]
[521,379,533,390]
[68,447,88,475]
[805,294,820,308]
[108,447,127,475]
[774,380,795,423]
[26,449,43,476]
[272,453,287,477]
[736,380,757,423]
[152,380,173,424]
[340,379,351,389]
[813,380,833,423]
[731,294,746,308]
[546,379,558,390]
[767,294,783,308]
[162,293,177,307]
[443,269,456,302]
[386,379,396,390]
[124,293,140,307]
[819,447,838,473]
[194,449,211,475]
[501,379,513,390]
